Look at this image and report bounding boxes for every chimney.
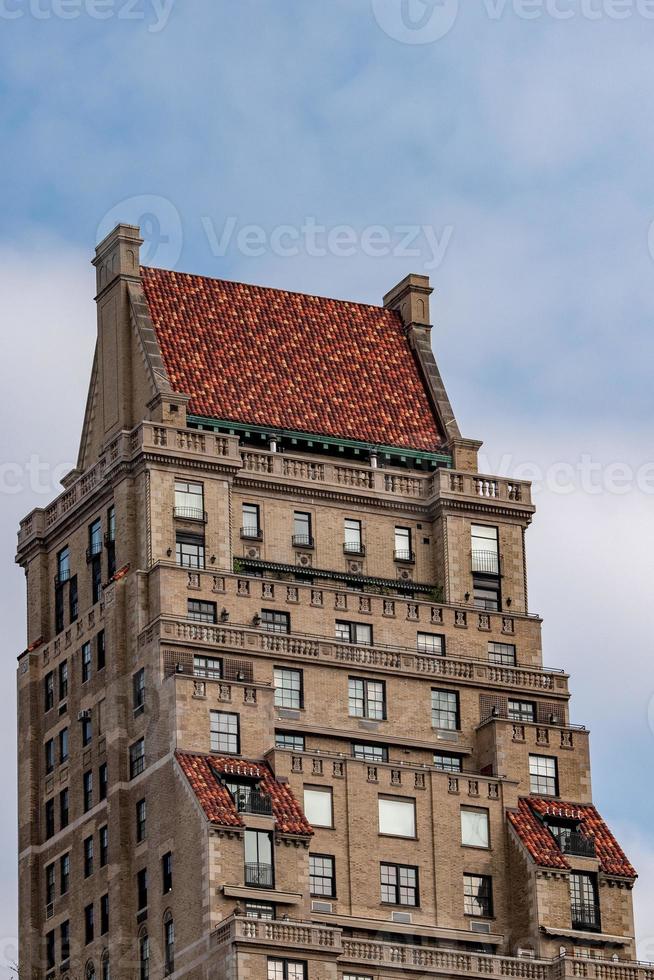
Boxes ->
[383,273,433,332]
[92,222,143,297]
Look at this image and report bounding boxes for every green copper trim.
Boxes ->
[187,415,452,467]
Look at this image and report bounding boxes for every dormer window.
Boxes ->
[545,819,596,858]
[224,778,273,816]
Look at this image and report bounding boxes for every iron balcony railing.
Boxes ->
[343,541,365,556]
[394,549,415,563]
[240,526,263,541]
[231,786,273,816]
[244,862,274,889]
[571,903,601,931]
[174,506,207,522]
[557,830,596,858]
[54,569,71,586]
[86,541,103,562]
[292,534,314,548]
[471,550,500,575]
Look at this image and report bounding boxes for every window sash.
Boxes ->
[431,689,459,730]
[274,668,303,709]
[529,755,558,795]
[380,863,418,906]
[210,711,240,754]
[309,854,335,896]
[417,632,444,655]
[433,752,463,772]
[463,873,493,917]
[348,678,385,719]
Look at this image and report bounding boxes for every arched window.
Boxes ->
[101,950,110,980]
[85,961,96,980]
[163,911,175,976]
[139,931,150,980]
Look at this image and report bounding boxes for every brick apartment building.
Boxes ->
[16,224,645,979]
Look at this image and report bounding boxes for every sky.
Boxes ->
[1,0,654,968]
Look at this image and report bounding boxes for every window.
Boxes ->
[97,630,106,671]
[244,829,274,887]
[431,689,460,731]
[293,512,313,546]
[84,903,94,944]
[433,752,463,773]
[55,582,65,635]
[242,503,261,537]
[471,524,499,575]
[461,808,490,848]
[309,854,335,897]
[99,825,108,867]
[46,930,55,970]
[136,799,146,842]
[44,672,55,712]
[211,711,240,754]
[45,863,55,905]
[417,632,444,656]
[69,575,79,623]
[101,951,110,980]
[176,532,205,569]
[45,799,55,839]
[99,762,108,801]
[508,699,535,722]
[45,738,55,774]
[571,872,600,930]
[261,609,290,633]
[83,770,93,811]
[194,654,222,679]
[137,868,148,910]
[464,873,493,917]
[86,961,96,980]
[100,894,109,935]
[130,739,146,779]
[84,835,94,877]
[91,553,103,605]
[380,863,418,906]
[174,480,204,520]
[106,505,117,578]
[58,660,68,702]
[348,677,385,719]
[60,853,70,895]
[57,547,70,583]
[187,599,217,623]
[162,851,173,893]
[274,668,303,709]
[59,788,69,829]
[139,933,150,980]
[133,669,145,712]
[378,797,416,838]
[488,641,516,666]
[336,620,373,645]
[394,526,413,561]
[164,914,175,975]
[60,920,70,964]
[344,518,363,554]
[275,732,305,751]
[267,960,306,980]
[82,642,92,683]
[352,743,388,762]
[529,755,559,796]
[59,727,69,764]
[88,518,103,558]
[82,715,92,747]
[303,787,333,828]
[245,901,275,919]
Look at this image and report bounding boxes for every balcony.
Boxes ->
[556,830,596,858]
[292,534,314,549]
[241,527,263,541]
[86,541,103,563]
[54,569,71,586]
[244,862,274,888]
[571,902,601,931]
[394,549,415,564]
[174,506,207,522]
[231,786,273,817]
[471,550,499,575]
[343,542,365,557]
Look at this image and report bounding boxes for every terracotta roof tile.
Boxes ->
[175,751,313,837]
[141,266,443,452]
[508,798,636,878]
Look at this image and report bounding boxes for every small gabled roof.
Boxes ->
[175,751,313,837]
[140,266,445,452]
[508,797,636,879]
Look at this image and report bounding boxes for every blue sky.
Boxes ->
[1,0,654,966]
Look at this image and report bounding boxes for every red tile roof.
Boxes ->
[175,751,313,837]
[141,266,444,452]
[508,798,636,878]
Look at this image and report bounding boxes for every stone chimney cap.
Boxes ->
[383,273,433,328]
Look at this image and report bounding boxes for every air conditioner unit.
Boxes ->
[311,900,333,914]
[436,730,459,743]
[391,911,412,924]
[470,921,491,934]
[77,709,91,722]
[45,902,54,920]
